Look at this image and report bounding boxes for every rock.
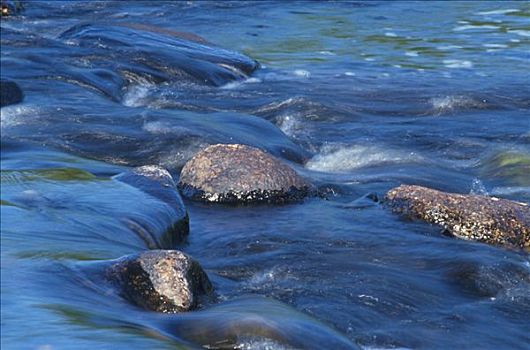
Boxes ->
[113,165,189,248]
[106,250,213,313]
[178,144,311,204]
[1,79,24,107]
[59,23,259,87]
[446,261,530,298]
[158,296,360,350]
[1,0,24,17]
[385,185,530,250]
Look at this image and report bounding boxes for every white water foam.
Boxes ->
[508,30,530,37]
[483,43,508,49]
[0,105,39,130]
[236,337,290,350]
[443,60,473,69]
[436,45,463,51]
[470,178,489,195]
[477,9,519,16]
[306,144,422,173]
[429,95,485,114]
[221,77,262,90]
[277,115,302,138]
[453,25,499,31]
[122,83,154,107]
[293,69,311,78]
[142,121,194,136]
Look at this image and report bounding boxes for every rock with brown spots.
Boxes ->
[178,144,311,204]
[385,185,530,250]
[113,165,189,248]
[107,250,213,313]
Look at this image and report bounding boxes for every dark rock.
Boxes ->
[113,165,189,248]
[107,250,213,313]
[178,144,311,204]
[0,79,24,107]
[385,185,530,250]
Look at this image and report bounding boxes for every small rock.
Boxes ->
[107,250,213,313]
[113,165,189,248]
[178,144,311,204]
[1,1,24,17]
[385,185,530,250]
[1,79,24,107]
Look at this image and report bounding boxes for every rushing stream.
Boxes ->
[1,1,530,349]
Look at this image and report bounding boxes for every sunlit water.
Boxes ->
[1,1,529,349]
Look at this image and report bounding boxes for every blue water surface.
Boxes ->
[1,1,529,349]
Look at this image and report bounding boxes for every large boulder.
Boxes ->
[0,79,24,107]
[113,165,189,248]
[178,144,311,204]
[106,250,213,313]
[385,185,530,250]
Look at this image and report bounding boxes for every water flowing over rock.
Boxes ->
[106,250,213,313]
[0,79,24,107]
[158,296,360,350]
[178,144,311,204]
[58,22,259,88]
[385,185,530,250]
[113,165,189,248]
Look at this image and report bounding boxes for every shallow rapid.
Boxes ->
[1,1,529,349]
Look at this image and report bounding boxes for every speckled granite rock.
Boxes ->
[107,250,213,313]
[178,144,311,204]
[113,165,189,248]
[385,185,530,250]
[1,79,24,107]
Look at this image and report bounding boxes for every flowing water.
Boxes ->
[1,1,530,349]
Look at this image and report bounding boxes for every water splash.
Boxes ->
[429,95,487,115]
[470,178,489,195]
[306,144,422,173]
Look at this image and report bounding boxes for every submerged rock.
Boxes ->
[159,296,360,349]
[107,250,213,313]
[59,23,259,87]
[0,79,24,107]
[178,144,311,204]
[113,165,189,248]
[385,185,530,250]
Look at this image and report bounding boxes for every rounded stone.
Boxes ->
[385,185,530,250]
[178,144,311,204]
[106,250,213,313]
[1,79,24,107]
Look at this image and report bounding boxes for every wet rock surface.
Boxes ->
[0,79,24,107]
[106,250,213,313]
[113,165,189,248]
[178,144,311,204]
[385,185,530,250]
